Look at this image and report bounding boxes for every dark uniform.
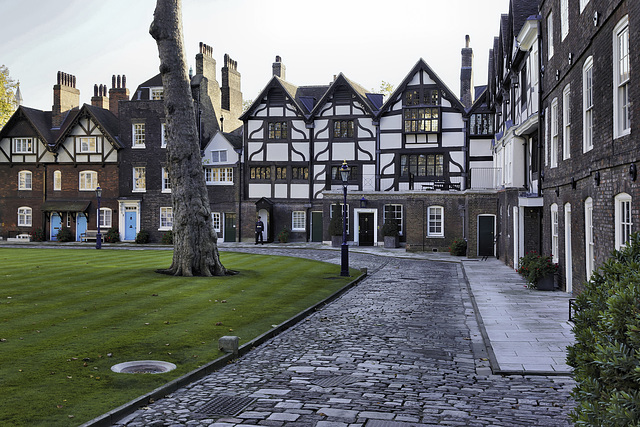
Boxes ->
[255,217,264,244]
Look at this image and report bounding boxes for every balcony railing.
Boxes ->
[470,168,502,189]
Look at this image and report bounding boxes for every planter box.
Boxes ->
[536,274,555,291]
[384,235,399,248]
[331,236,342,247]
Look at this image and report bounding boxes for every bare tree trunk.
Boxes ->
[150,0,231,276]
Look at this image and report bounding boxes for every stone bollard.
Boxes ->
[219,335,239,356]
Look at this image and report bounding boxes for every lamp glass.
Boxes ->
[95,186,102,198]
[340,161,350,184]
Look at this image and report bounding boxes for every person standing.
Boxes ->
[255,216,265,245]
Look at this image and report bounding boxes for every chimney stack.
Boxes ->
[460,35,474,108]
[52,71,80,128]
[272,55,286,80]
[222,54,241,114]
[108,74,130,117]
[196,42,216,82]
[91,84,110,110]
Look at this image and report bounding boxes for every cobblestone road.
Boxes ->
[117,251,575,426]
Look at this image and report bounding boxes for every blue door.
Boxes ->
[51,213,62,241]
[76,215,87,241]
[125,210,137,241]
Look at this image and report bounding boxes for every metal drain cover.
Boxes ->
[195,396,256,416]
[311,375,361,387]
[111,360,176,374]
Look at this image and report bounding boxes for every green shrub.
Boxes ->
[516,251,558,287]
[30,228,45,242]
[449,238,467,256]
[135,230,150,244]
[328,215,343,236]
[277,226,290,243]
[56,225,74,242]
[103,228,120,243]
[161,230,173,245]
[381,219,399,237]
[568,233,640,425]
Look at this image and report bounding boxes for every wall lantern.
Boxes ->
[630,163,637,182]
[360,197,368,208]
[555,186,560,197]
[571,177,576,189]
[594,171,600,186]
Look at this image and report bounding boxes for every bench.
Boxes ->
[81,230,98,242]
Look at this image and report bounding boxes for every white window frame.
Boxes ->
[563,85,571,160]
[551,203,559,263]
[18,206,32,227]
[544,107,549,166]
[427,205,444,237]
[291,211,306,232]
[547,12,554,60]
[161,123,167,148]
[615,192,632,250]
[79,170,98,191]
[211,212,221,232]
[205,167,233,185]
[133,167,146,192]
[79,137,97,153]
[54,170,61,191]
[211,149,228,164]
[583,57,594,152]
[151,87,164,100]
[99,208,112,229]
[132,123,146,148]
[159,207,173,230]
[551,98,558,168]
[613,16,630,139]
[580,0,589,13]
[585,197,594,279]
[162,167,171,193]
[560,0,569,40]
[18,170,32,190]
[13,137,33,154]
[384,204,404,236]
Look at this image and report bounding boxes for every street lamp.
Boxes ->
[95,185,102,250]
[340,160,350,277]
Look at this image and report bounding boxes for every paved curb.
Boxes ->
[79,270,368,427]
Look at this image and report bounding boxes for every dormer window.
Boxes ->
[211,149,228,163]
[150,87,164,100]
[13,138,33,154]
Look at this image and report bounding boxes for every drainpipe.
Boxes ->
[537,19,544,254]
[374,119,380,191]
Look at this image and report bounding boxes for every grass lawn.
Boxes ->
[0,248,358,426]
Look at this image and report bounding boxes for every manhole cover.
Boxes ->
[311,375,361,387]
[195,396,256,416]
[111,360,176,374]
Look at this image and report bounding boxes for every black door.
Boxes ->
[478,216,495,257]
[224,213,236,242]
[359,213,374,246]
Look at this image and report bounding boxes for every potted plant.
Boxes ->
[381,219,399,248]
[449,238,467,256]
[517,251,559,290]
[277,226,291,243]
[328,215,343,247]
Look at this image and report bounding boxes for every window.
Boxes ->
[384,204,403,236]
[54,170,61,191]
[18,207,32,227]
[551,98,558,167]
[275,166,287,180]
[400,154,444,177]
[132,123,146,148]
[159,207,173,230]
[551,204,559,263]
[427,206,444,237]
[404,108,439,133]
[151,88,164,100]
[80,137,97,153]
[585,197,594,279]
[614,16,630,138]
[405,89,439,106]
[268,122,288,139]
[583,57,594,152]
[250,167,271,180]
[580,0,589,13]
[79,171,98,191]
[470,113,494,135]
[561,0,569,40]
[563,85,571,160]
[333,120,354,138]
[133,167,146,192]
[99,208,112,228]
[18,170,32,190]
[211,150,228,163]
[291,167,308,180]
[205,167,233,183]
[615,193,632,250]
[162,167,171,192]
[292,211,306,231]
[13,138,33,153]
[161,123,167,148]
[211,212,221,232]
[547,12,554,60]
[331,165,359,182]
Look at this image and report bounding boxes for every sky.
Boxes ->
[1,0,511,111]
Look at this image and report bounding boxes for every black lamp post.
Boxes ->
[95,185,102,249]
[340,160,350,277]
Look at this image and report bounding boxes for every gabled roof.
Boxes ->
[511,0,539,37]
[53,104,122,150]
[0,106,55,145]
[221,131,242,151]
[308,73,381,117]
[378,58,466,115]
[468,86,490,114]
[239,76,317,121]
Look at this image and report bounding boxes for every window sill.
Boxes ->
[158,227,172,231]
[132,145,146,149]
[161,189,171,194]
[426,235,445,238]
[18,188,32,191]
[132,189,147,193]
[206,182,234,186]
